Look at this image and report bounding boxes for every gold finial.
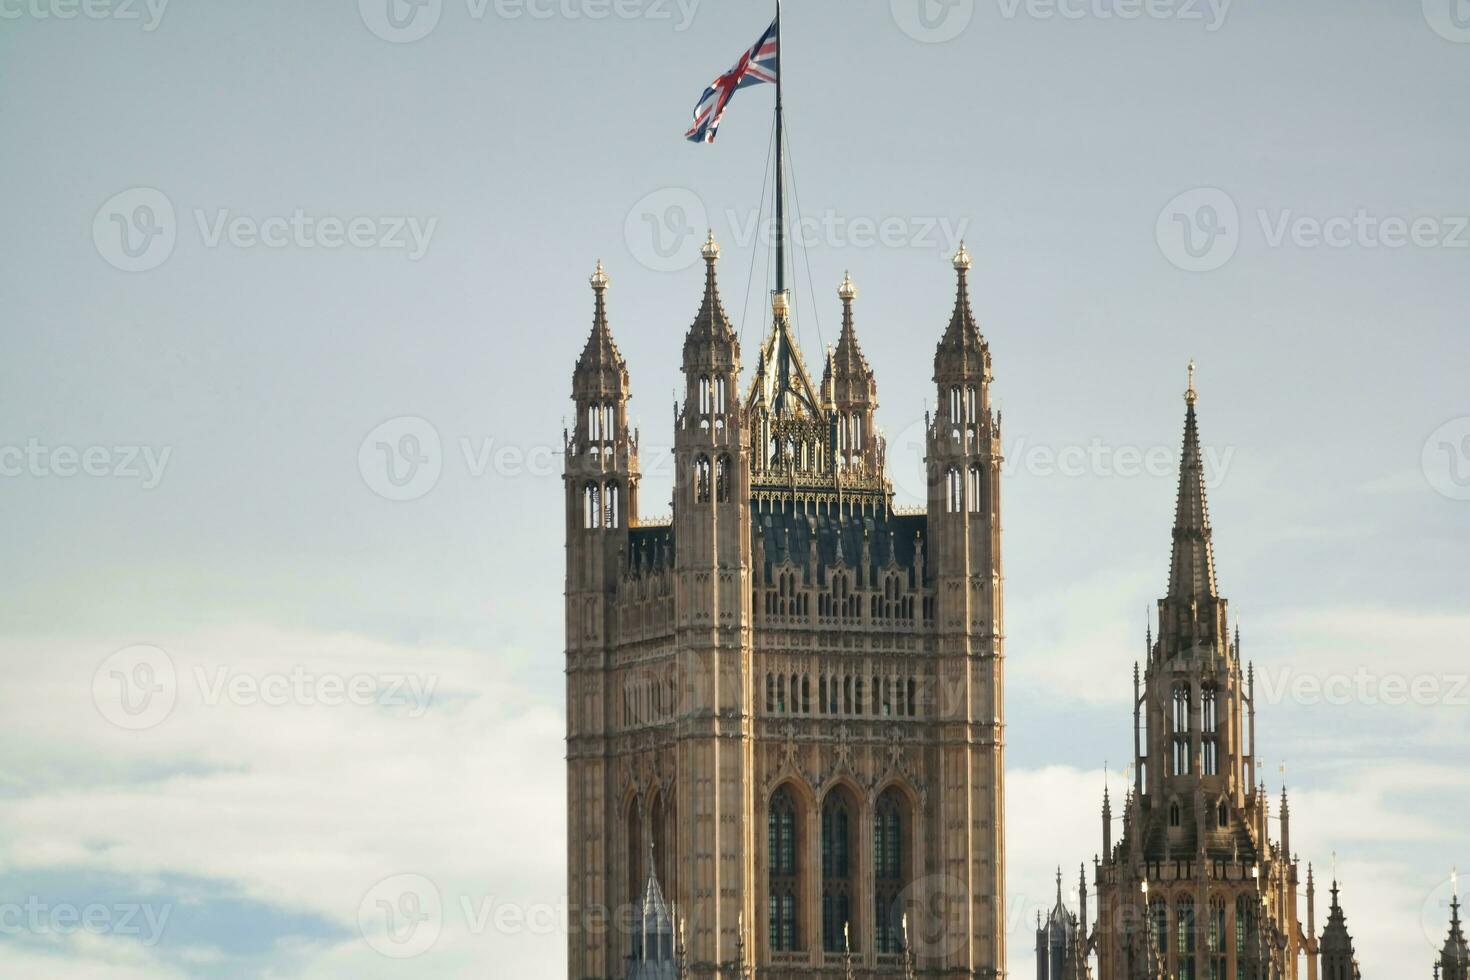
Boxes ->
[838,270,856,301]
[772,290,789,318]
[701,229,720,261]
[589,259,608,290]
[1185,358,1198,405]
[952,240,971,272]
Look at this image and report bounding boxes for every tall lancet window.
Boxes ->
[1201,684,1219,775]
[715,455,731,503]
[946,468,962,513]
[584,483,602,529]
[768,787,800,952]
[1176,896,1197,980]
[821,789,856,953]
[1208,896,1227,979]
[694,455,711,503]
[1172,684,1193,776]
[604,482,620,529]
[873,789,909,953]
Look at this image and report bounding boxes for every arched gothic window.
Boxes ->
[604,482,620,529]
[694,455,711,503]
[768,787,800,952]
[946,467,962,513]
[715,454,731,503]
[967,464,983,513]
[874,789,909,953]
[1150,897,1168,958]
[584,483,602,529]
[1172,684,1193,776]
[1176,897,1197,980]
[821,790,855,953]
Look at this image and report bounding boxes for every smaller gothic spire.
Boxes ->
[573,258,628,397]
[937,240,986,357]
[682,230,738,371]
[822,270,877,410]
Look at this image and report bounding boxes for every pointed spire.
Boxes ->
[938,240,985,355]
[822,271,877,409]
[1166,360,1219,601]
[682,231,737,370]
[574,259,628,395]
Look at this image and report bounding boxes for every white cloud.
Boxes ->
[0,626,567,978]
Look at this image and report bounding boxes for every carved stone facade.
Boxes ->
[565,240,1006,978]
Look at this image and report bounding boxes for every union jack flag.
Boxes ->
[684,18,779,144]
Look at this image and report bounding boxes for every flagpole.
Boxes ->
[773,0,785,299]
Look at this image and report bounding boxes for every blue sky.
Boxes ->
[1,0,1467,975]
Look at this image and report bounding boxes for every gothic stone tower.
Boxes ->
[1092,372,1308,980]
[565,239,1006,978]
